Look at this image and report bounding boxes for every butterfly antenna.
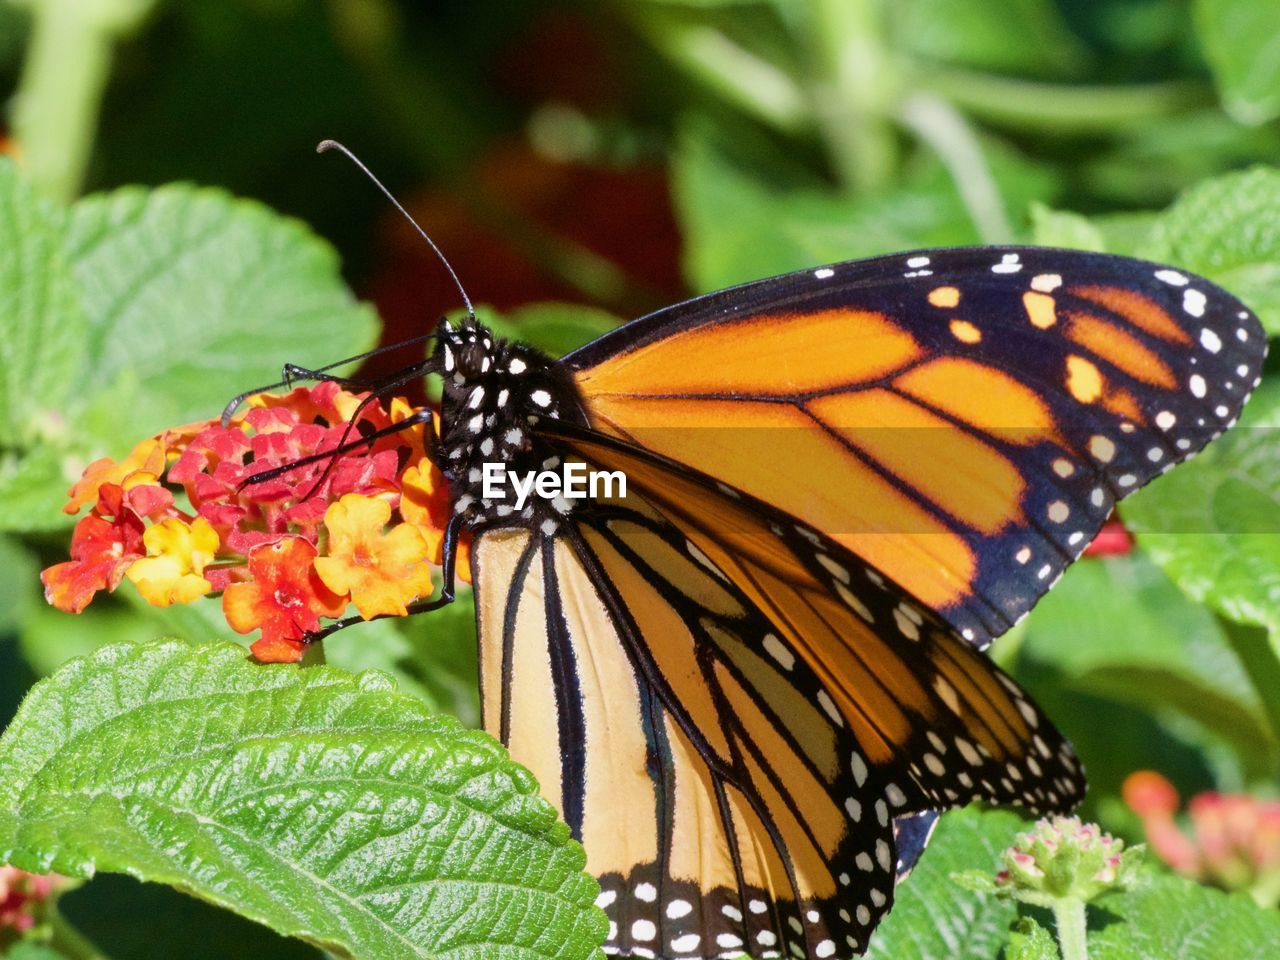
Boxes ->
[317,139,476,325]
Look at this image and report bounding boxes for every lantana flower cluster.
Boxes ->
[41,382,466,663]
[0,867,64,941]
[1124,770,1280,906]
[992,815,1141,903]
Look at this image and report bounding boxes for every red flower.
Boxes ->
[1084,519,1133,557]
[1123,770,1280,906]
[41,482,152,613]
[224,537,348,663]
[0,867,64,937]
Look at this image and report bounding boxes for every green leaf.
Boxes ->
[4,943,66,960]
[1123,381,1280,637]
[1029,204,1106,252]
[1081,111,1280,210]
[0,640,605,960]
[1194,0,1280,125]
[1007,917,1060,960]
[1091,212,1161,257]
[1141,166,1280,335]
[1019,552,1274,777]
[64,184,379,443]
[478,303,620,358]
[0,159,88,450]
[890,0,1087,78]
[1091,873,1280,959]
[864,807,1025,959]
[672,116,1049,292]
[0,535,38,639]
[0,446,79,534]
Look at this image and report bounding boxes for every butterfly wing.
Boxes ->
[471,436,1084,958]
[564,247,1267,643]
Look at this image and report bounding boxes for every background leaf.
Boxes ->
[889,0,1088,78]
[1090,873,1280,959]
[0,158,87,450]
[1123,382,1280,637]
[0,445,75,534]
[478,302,620,358]
[1018,553,1275,787]
[1029,203,1106,252]
[864,807,1024,960]
[64,184,379,443]
[1194,0,1280,126]
[0,640,605,960]
[1141,166,1280,334]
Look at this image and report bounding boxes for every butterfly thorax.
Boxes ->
[434,318,588,533]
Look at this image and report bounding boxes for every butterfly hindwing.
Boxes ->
[473,433,1084,957]
[566,246,1267,644]
[546,427,1086,815]
[472,517,899,958]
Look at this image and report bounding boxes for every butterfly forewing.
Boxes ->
[566,247,1267,644]
[432,245,1262,960]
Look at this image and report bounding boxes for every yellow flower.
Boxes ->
[125,517,219,607]
[314,494,434,619]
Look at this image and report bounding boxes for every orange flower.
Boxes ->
[314,494,435,618]
[223,537,348,663]
[63,438,166,516]
[45,384,463,657]
[125,517,220,607]
[400,459,472,583]
[41,513,145,613]
[62,420,208,516]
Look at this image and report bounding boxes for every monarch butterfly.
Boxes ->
[353,243,1255,960]
[261,147,1264,960]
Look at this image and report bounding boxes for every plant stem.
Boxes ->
[623,8,810,135]
[1218,616,1280,747]
[912,67,1211,133]
[301,642,328,668]
[48,908,113,960]
[897,92,1012,243]
[11,0,154,202]
[805,0,897,192]
[1052,895,1090,960]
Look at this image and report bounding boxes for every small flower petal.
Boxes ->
[125,517,219,607]
[223,536,347,662]
[316,494,435,618]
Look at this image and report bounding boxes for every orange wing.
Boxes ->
[564,247,1267,643]
[485,433,1085,956]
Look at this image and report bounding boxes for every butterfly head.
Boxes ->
[431,316,586,530]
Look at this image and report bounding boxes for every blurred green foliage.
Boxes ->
[1,0,1280,957]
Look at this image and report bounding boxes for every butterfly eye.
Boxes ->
[458,342,487,379]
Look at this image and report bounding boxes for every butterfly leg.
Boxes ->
[237,406,436,492]
[219,333,437,424]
